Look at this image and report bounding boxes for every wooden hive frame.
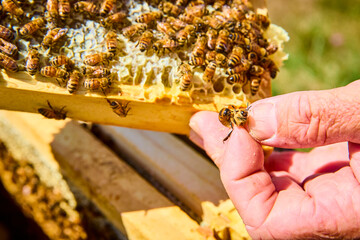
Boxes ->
[0,0,270,135]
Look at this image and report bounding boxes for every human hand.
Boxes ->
[189,80,360,239]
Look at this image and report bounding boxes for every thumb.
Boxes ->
[248,80,360,148]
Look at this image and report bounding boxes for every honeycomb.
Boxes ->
[0,0,288,110]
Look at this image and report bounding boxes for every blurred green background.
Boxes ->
[268,0,360,95]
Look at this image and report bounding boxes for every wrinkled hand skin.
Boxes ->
[189,80,360,239]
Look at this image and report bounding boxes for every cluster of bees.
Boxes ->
[120,0,279,96]
[0,0,132,119]
[0,0,279,139]
[0,142,87,239]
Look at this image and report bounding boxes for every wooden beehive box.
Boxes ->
[0,110,251,240]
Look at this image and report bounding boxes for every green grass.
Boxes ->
[268,0,360,95]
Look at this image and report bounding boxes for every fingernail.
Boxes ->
[248,102,277,141]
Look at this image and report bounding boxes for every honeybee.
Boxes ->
[188,55,204,66]
[84,52,112,66]
[40,66,69,80]
[25,48,40,75]
[0,52,18,72]
[225,59,251,75]
[106,99,130,117]
[74,1,98,16]
[213,0,226,10]
[256,14,270,29]
[46,0,58,19]
[175,0,188,7]
[205,50,216,64]
[58,0,70,20]
[38,101,67,120]
[260,58,278,79]
[0,38,18,56]
[159,1,181,16]
[176,24,195,46]
[179,13,201,25]
[136,30,153,52]
[19,17,46,37]
[100,0,116,17]
[227,73,246,84]
[84,66,111,77]
[2,0,24,18]
[247,51,258,63]
[203,15,224,30]
[156,22,176,37]
[0,25,14,41]
[105,31,119,57]
[203,61,216,83]
[122,23,147,39]
[178,62,193,91]
[206,29,217,50]
[191,34,207,57]
[219,104,250,142]
[228,32,244,45]
[152,38,179,54]
[215,29,230,53]
[135,11,162,24]
[50,55,74,70]
[215,53,226,67]
[100,11,127,28]
[228,46,244,68]
[266,44,278,55]
[246,42,267,57]
[250,76,260,95]
[83,77,110,92]
[185,4,206,17]
[166,17,187,31]
[67,70,81,94]
[249,65,264,76]
[42,28,68,49]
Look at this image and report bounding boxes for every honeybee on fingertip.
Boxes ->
[218,104,251,142]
